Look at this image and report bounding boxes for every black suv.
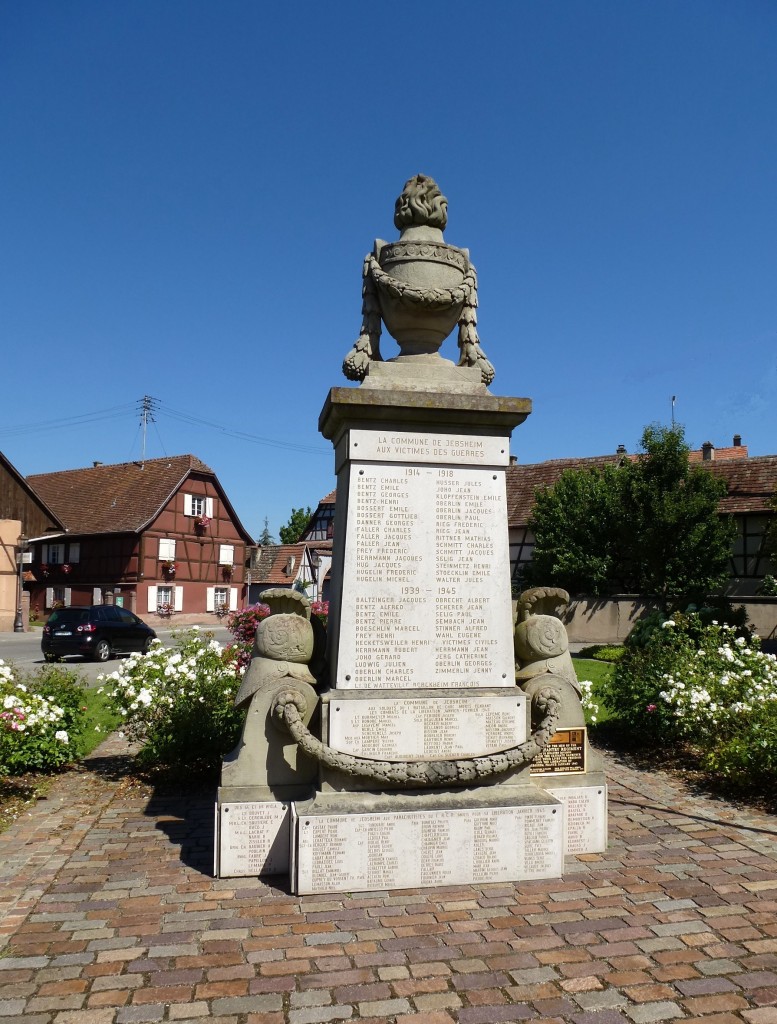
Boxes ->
[41,605,157,662]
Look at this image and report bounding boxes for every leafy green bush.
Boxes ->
[0,660,87,774]
[601,612,777,783]
[100,628,244,773]
[577,644,625,662]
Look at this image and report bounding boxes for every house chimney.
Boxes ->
[509,455,518,465]
[93,460,103,467]
[701,442,714,461]
[733,434,742,447]
[616,444,627,456]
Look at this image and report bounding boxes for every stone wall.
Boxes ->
[562,594,777,645]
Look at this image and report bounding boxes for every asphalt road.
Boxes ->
[0,625,233,684]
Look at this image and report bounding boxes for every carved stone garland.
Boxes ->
[343,255,496,386]
[271,684,562,788]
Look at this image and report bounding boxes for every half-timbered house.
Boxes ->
[24,455,253,622]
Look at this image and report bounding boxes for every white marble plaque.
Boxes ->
[546,785,608,856]
[295,803,563,894]
[328,694,526,760]
[349,430,510,466]
[218,802,290,877]
[337,462,514,688]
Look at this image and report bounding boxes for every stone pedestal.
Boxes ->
[278,384,567,894]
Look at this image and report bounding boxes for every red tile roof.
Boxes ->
[27,455,215,535]
[708,455,777,515]
[249,543,311,585]
[507,453,777,526]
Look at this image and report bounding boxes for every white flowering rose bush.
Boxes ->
[0,660,87,774]
[577,679,599,724]
[602,612,777,784]
[99,628,245,772]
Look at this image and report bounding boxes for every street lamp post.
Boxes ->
[13,534,28,633]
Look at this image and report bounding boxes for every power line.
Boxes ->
[0,402,138,438]
[0,397,328,455]
[158,403,328,454]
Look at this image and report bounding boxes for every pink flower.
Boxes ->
[646,704,657,713]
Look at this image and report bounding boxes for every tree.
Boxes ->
[279,506,312,544]
[258,517,274,546]
[524,425,736,609]
[523,464,628,596]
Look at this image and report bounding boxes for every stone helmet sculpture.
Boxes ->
[514,587,581,697]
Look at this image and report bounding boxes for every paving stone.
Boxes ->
[575,989,630,1009]
[287,1006,353,1024]
[623,1002,685,1022]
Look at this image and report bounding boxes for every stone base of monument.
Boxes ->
[290,785,564,895]
[215,796,292,878]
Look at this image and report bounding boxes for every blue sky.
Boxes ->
[2,1,776,539]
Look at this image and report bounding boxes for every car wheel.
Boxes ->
[93,639,111,662]
[142,637,154,654]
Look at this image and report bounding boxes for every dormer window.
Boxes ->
[286,556,296,575]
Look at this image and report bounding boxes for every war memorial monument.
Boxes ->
[216,175,607,893]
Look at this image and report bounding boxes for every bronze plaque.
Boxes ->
[530,728,586,776]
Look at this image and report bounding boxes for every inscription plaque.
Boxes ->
[328,694,526,760]
[295,803,563,894]
[218,802,290,877]
[337,457,514,688]
[530,728,587,775]
[348,430,510,466]
[546,785,608,855]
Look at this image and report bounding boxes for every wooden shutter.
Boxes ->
[147,586,157,613]
[42,543,49,563]
[45,586,54,608]
[159,538,176,559]
[69,542,80,563]
[184,494,193,516]
[174,586,183,611]
[206,497,214,518]
[93,588,102,604]
[206,587,215,612]
[64,588,72,607]
[229,587,238,611]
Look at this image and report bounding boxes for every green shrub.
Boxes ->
[0,660,87,774]
[577,644,625,663]
[100,628,244,773]
[601,612,777,783]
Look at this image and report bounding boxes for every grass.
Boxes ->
[78,686,121,758]
[572,655,615,724]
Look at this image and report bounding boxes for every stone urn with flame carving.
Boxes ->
[342,174,495,383]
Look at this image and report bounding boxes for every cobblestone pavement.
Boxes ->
[1,734,776,1024]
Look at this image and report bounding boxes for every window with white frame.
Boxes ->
[157,585,173,608]
[219,544,234,565]
[46,585,71,608]
[184,494,214,517]
[214,587,228,609]
[43,542,65,565]
[158,538,176,560]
